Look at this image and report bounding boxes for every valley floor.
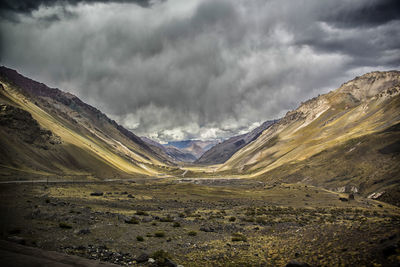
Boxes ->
[0,178,399,266]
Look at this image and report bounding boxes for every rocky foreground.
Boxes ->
[0,178,399,266]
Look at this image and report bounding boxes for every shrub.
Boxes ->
[229,216,236,222]
[256,217,267,225]
[172,222,181,227]
[231,233,247,242]
[242,216,255,223]
[136,236,144,241]
[208,215,220,220]
[136,210,149,216]
[256,208,267,215]
[154,231,166,237]
[184,209,192,215]
[59,222,72,229]
[151,250,171,264]
[245,209,255,216]
[159,216,174,222]
[125,217,139,224]
[188,231,197,236]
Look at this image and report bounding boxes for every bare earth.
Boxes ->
[0,178,399,266]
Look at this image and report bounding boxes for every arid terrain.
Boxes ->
[1,178,399,266]
[0,67,400,266]
[2,0,400,265]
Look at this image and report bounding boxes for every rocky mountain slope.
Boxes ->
[218,71,400,205]
[0,66,174,180]
[196,120,278,165]
[1,66,399,205]
[166,140,219,160]
[141,137,197,163]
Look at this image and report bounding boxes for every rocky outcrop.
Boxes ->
[0,104,61,148]
[335,185,359,194]
[336,71,400,102]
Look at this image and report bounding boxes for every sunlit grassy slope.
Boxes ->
[0,67,176,180]
[214,71,400,201]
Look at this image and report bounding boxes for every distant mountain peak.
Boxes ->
[336,70,400,102]
[141,138,220,162]
[196,119,278,165]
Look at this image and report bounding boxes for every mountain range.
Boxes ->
[140,137,198,163]
[0,66,399,205]
[217,71,400,206]
[196,120,278,165]
[140,137,220,163]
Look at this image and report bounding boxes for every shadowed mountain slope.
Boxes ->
[141,136,197,163]
[167,140,219,160]
[196,120,277,165]
[0,66,174,180]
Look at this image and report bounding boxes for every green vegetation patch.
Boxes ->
[154,231,166,237]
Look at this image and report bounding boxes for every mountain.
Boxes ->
[166,140,219,159]
[141,136,197,163]
[218,71,400,205]
[196,120,278,165]
[0,66,174,180]
[2,66,399,204]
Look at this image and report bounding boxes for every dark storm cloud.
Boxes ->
[322,0,400,28]
[0,0,399,142]
[297,21,400,67]
[0,0,150,14]
[0,0,150,21]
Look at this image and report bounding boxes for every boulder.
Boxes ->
[78,229,91,235]
[136,253,149,263]
[164,258,178,267]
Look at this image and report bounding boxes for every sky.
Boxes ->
[1,0,399,142]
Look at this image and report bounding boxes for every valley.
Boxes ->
[0,67,399,266]
[1,178,399,266]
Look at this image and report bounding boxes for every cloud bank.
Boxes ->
[1,0,399,141]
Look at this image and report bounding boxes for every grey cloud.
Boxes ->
[0,0,150,14]
[321,0,400,28]
[0,0,150,21]
[1,0,399,142]
[297,20,400,67]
